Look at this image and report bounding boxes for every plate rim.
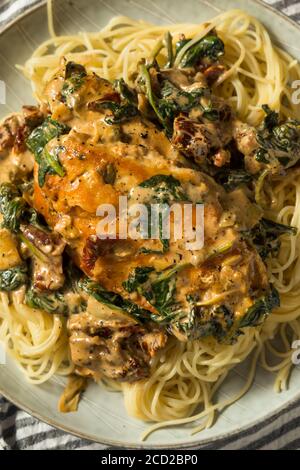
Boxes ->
[0,0,300,449]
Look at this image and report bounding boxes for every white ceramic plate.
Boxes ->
[1,0,300,448]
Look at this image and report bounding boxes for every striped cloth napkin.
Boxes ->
[1,0,300,450]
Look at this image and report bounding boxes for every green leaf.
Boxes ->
[245,218,297,259]
[0,265,28,292]
[256,106,300,170]
[0,183,27,233]
[94,101,137,125]
[139,175,188,252]
[78,276,153,323]
[174,304,234,341]
[175,37,190,58]
[215,169,252,191]
[25,288,69,315]
[139,64,169,130]
[239,287,280,328]
[114,78,137,106]
[38,146,66,187]
[122,266,154,293]
[26,117,70,164]
[123,263,189,323]
[139,174,188,203]
[61,62,87,104]
[179,34,225,68]
[262,104,279,131]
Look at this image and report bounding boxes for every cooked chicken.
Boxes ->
[31,63,270,333]
[232,120,262,174]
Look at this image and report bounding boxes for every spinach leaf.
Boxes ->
[91,78,138,125]
[255,148,269,164]
[0,183,27,233]
[78,276,153,323]
[261,104,279,131]
[139,63,219,135]
[26,259,87,315]
[175,37,190,58]
[26,207,48,232]
[0,265,28,292]
[256,105,300,169]
[239,287,280,328]
[114,78,137,106]
[123,263,189,324]
[0,183,50,236]
[215,169,252,191]
[139,174,188,203]
[61,62,87,103]
[139,64,168,131]
[37,146,66,187]
[25,288,69,315]
[26,118,70,163]
[174,303,234,341]
[122,266,154,293]
[27,118,70,187]
[94,100,138,125]
[159,217,170,253]
[245,218,297,259]
[179,34,225,68]
[157,80,207,127]
[139,174,188,252]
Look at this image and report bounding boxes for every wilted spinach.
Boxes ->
[0,183,27,233]
[215,169,252,191]
[255,105,300,169]
[178,34,225,68]
[78,276,153,323]
[94,100,138,125]
[139,174,188,203]
[239,287,280,328]
[61,62,87,103]
[26,118,70,187]
[122,266,155,293]
[123,263,189,324]
[174,303,234,341]
[37,146,66,187]
[0,183,49,235]
[114,78,137,106]
[245,218,297,259]
[139,174,188,252]
[26,288,69,315]
[0,265,28,292]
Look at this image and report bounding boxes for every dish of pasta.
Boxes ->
[1,0,300,443]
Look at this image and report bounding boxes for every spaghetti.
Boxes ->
[1,5,300,439]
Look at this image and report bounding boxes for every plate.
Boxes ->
[0,0,300,449]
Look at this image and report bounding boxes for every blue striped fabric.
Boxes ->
[1,0,300,450]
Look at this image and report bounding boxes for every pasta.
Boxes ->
[1,4,300,439]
